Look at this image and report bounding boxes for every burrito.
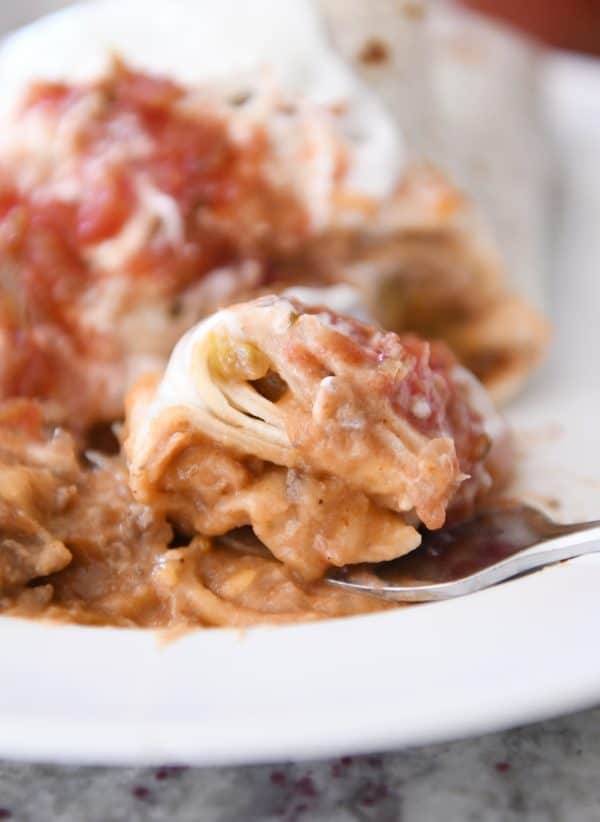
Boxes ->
[0,0,548,431]
[125,296,511,581]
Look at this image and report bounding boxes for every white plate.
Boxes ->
[0,52,600,766]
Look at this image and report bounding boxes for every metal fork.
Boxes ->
[326,506,600,602]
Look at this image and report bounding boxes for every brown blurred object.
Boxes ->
[461,0,600,54]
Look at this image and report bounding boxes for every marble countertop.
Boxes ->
[1,706,599,821]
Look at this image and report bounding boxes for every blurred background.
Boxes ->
[2,0,600,53]
[463,0,600,54]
